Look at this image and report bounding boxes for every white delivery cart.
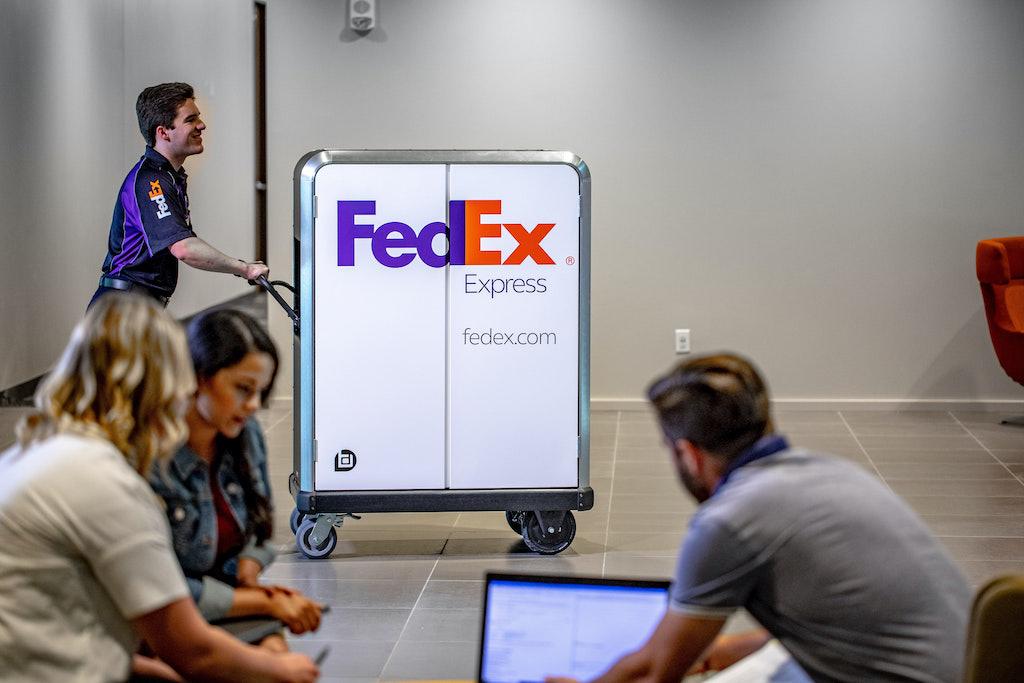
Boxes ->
[280,150,592,558]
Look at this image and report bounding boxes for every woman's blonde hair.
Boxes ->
[16,293,196,475]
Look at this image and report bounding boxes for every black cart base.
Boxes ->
[288,479,595,559]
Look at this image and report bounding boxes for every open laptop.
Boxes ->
[478,573,671,683]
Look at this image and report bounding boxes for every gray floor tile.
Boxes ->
[902,496,1024,516]
[403,608,481,642]
[313,607,411,641]
[888,479,1024,497]
[440,535,543,557]
[617,446,673,461]
[263,557,437,581]
[789,435,861,451]
[608,511,691,533]
[846,423,969,437]
[939,536,1024,562]
[616,419,660,435]
[617,433,666,448]
[857,435,983,451]
[831,451,875,466]
[614,459,675,477]
[610,493,697,515]
[773,410,843,423]
[601,554,677,579]
[865,449,995,464]
[381,640,478,680]
[782,425,855,437]
[822,447,874,461]
[617,410,659,423]
[603,531,684,554]
[283,579,427,609]
[0,407,31,450]
[962,421,1024,434]
[433,553,606,580]
[920,515,1024,537]
[991,450,1024,465]
[876,462,1015,480]
[973,435,1024,450]
[957,560,1024,588]
[613,475,684,495]
[842,411,958,425]
[288,639,394,678]
[951,411,1021,426]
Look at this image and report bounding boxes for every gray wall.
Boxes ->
[0,0,255,390]
[5,1,1023,405]
[267,0,1024,405]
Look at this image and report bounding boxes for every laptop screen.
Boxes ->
[478,573,670,683]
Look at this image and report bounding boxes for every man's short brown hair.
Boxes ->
[136,82,194,147]
[647,353,773,461]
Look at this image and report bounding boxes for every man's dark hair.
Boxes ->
[136,82,194,147]
[647,353,773,461]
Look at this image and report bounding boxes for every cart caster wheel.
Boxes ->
[521,511,575,555]
[289,508,306,535]
[296,518,337,559]
[505,510,525,535]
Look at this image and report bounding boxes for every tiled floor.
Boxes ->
[4,405,1024,681]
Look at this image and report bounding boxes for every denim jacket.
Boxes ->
[149,418,276,620]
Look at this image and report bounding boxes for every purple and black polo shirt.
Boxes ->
[99,147,196,298]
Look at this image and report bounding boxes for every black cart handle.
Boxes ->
[253,275,300,336]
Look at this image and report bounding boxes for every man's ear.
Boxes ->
[674,438,703,474]
[155,124,171,142]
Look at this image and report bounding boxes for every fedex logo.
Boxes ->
[337,200,555,268]
[148,180,171,219]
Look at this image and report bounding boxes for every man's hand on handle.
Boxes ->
[241,260,270,282]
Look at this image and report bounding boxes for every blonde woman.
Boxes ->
[0,294,318,683]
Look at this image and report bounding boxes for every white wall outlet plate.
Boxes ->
[675,329,691,354]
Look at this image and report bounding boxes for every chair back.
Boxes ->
[963,574,1024,683]
[978,237,1024,285]
[977,237,1024,384]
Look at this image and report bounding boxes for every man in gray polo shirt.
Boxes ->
[553,354,970,683]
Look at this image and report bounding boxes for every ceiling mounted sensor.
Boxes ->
[349,0,376,32]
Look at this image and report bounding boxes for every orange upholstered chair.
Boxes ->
[977,237,1024,418]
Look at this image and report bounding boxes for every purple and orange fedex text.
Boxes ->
[337,200,555,268]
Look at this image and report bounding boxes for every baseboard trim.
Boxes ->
[591,398,1024,412]
[268,395,1024,412]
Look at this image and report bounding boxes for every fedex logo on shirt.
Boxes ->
[337,200,555,268]
[148,180,171,219]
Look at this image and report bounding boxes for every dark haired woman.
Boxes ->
[149,309,322,647]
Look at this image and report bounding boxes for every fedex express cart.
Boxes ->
[282,150,593,558]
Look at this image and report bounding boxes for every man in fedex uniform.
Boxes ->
[90,82,268,308]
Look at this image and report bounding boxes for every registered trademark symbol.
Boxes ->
[566,256,575,265]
